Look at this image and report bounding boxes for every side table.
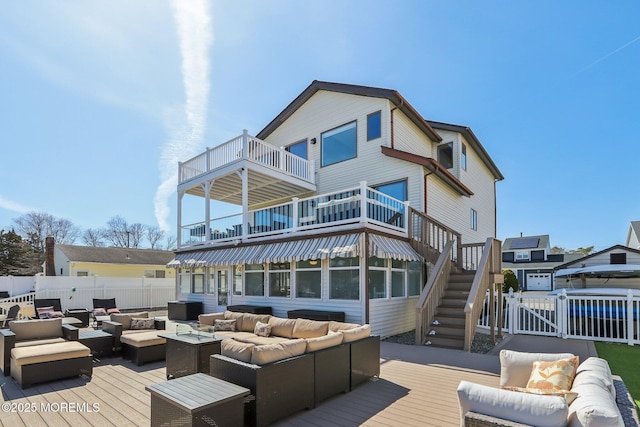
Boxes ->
[146,373,249,427]
[160,332,222,379]
[66,309,90,327]
[79,329,114,358]
[167,301,203,321]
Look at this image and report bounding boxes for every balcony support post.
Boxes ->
[291,197,299,233]
[241,167,249,242]
[359,181,368,225]
[202,180,213,243]
[177,191,184,248]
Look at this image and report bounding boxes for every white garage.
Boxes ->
[526,273,551,291]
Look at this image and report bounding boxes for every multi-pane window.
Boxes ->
[144,270,166,278]
[367,111,381,141]
[471,209,478,231]
[321,121,357,167]
[207,269,215,294]
[178,268,191,293]
[269,262,291,297]
[245,263,265,296]
[437,142,454,169]
[368,257,387,299]
[192,267,205,294]
[391,259,406,297]
[285,139,308,159]
[461,143,467,171]
[329,257,360,299]
[408,261,422,296]
[296,260,321,298]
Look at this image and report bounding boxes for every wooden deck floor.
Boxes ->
[0,342,501,427]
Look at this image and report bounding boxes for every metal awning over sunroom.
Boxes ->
[168,233,422,267]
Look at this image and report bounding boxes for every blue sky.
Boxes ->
[1,1,639,251]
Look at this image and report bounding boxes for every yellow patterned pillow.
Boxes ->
[502,386,578,405]
[526,356,579,391]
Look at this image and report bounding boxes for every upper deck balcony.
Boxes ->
[178,131,316,205]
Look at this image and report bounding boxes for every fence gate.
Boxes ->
[510,293,560,337]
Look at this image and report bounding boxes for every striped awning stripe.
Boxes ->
[368,234,423,262]
[168,234,360,267]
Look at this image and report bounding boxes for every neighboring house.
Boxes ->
[51,244,176,279]
[626,221,640,249]
[554,245,640,290]
[501,235,582,291]
[169,80,503,338]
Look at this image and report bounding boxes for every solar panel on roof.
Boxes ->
[510,237,540,249]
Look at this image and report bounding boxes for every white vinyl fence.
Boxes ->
[477,289,640,346]
[0,276,176,312]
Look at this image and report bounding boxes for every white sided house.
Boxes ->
[169,81,504,347]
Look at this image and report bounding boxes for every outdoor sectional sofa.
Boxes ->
[0,318,92,388]
[457,349,638,427]
[102,311,167,365]
[199,310,380,427]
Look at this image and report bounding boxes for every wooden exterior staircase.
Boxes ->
[409,208,503,351]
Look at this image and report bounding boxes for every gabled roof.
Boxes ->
[257,80,442,142]
[553,244,640,270]
[626,221,640,247]
[57,244,174,265]
[503,235,550,251]
[427,121,504,181]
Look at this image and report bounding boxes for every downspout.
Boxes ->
[389,99,404,149]
[423,169,435,214]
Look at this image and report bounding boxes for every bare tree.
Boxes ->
[147,226,165,249]
[165,235,177,251]
[103,216,130,247]
[128,223,146,248]
[13,211,79,252]
[82,228,105,247]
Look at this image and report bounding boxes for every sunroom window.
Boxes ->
[321,121,357,167]
[329,257,360,300]
[296,259,321,299]
[245,263,264,296]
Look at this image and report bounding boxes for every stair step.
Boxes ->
[432,315,465,327]
[448,281,473,291]
[436,307,466,317]
[424,335,464,350]
[444,289,470,299]
[429,325,465,336]
[448,273,475,283]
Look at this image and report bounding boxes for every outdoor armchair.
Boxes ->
[0,305,20,329]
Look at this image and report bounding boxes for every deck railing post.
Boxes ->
[507,288,516,335]
[359,181,368,224]
[242,129,248,159]
[627,289,634,346]
[558,290,567,338]
[291,197,299,233]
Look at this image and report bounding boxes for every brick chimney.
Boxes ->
[45,236,56,276]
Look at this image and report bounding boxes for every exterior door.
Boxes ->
[216,269,229,308]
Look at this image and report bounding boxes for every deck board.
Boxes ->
[0,342,503,427]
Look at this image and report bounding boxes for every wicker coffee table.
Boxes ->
[160,332,222,379]
[146,373,249,427]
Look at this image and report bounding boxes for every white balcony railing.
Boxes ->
[179,131,315,185]
[180,182,409,247]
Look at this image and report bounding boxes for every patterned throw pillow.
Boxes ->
[526,356,579,391]
[130,318,155,330]
[92,308,108,317]
[107,308,120,314]
[36,306,54,318]
[214,319,237,332]
[254,321,271,337]
[502,386,578,405]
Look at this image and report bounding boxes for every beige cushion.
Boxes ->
[457,380,568,427]
[241,313,272,332]
[250,339,307,365]
[502,386,578,405]
[221,338,255,363]
[234,335,290,346]
[10,318,63,341]
[198,312,225,326]
[110,311,149,330]
[340,324,371,343]
[268,317,296,338]
[15,337,66,347]
[120,330,166,348]
[306,331,344,352]
[11,341,90,366]
[575,357,615,398]
[328,321,360,332]
[224,311,244,331]
[526,356,579,391]
[214,331,257,341]
[499,349,575,388]
[292,319,329,339]
[572,370,616,401]
[569,382,624,427]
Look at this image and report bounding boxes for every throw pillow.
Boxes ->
[526,356,579,391]
[49,310,65,318]
[254,321,271,337]
[36,306,54,318]
[502,386,578,405]
[130,318,155,330]
[107,308,120,314]
[214,319,237,332]
[92,308,108,317]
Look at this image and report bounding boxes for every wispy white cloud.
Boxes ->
[0,196,33,214]
[575,34,640,75]
[155,0,213,232]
